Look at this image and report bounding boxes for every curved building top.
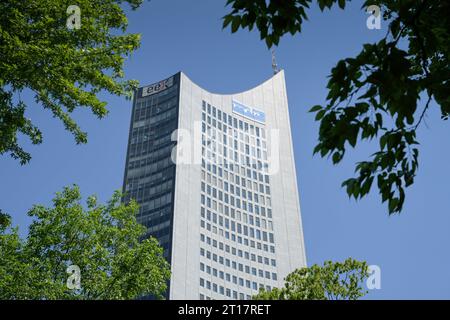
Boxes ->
[128,70,306,300]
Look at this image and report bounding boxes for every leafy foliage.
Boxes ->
[0,209,12,230]
[0,0,143,164]
[223,0,450,214]
[0,185,170,299]
[253,258,369,300]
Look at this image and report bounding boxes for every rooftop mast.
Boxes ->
[271,48,280,75]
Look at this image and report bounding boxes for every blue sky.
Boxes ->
[1,1,449,299]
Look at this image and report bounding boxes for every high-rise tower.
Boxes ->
[122,71,306,299]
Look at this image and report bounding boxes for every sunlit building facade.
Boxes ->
[122,71,306,299]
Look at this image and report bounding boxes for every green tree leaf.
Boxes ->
[223,0,450,214]
[0,0,143,164]
[0,185,170,299]
[253,258,369,300]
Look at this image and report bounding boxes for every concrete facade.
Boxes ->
[123,71,306,300]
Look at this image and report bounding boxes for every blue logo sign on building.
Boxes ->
[232,100,265,124]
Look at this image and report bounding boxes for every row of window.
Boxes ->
[135,94,177,117]
[201,218,275,254]
[200,289,252,300]
[201,112,270,175]
[126,83,179,264]
[200,140,272,229]
[137,204,172,227]
[201,233,276,267]
[131,116,176,141]
[202,151,269,177]
[134,85,178,121]
[201,216,274,245]
[130,117,177,145]
[129,119,177,154]
[199,101,275,247]
[201,129,269,173]
[202,135,269,188]
[201,193,273,234]
[127,143,174,170]
[126,166,173,193]
[202,168,270,197]
[200,248,277,281]
[132,107,178,134]
[198,100,277,299]
[146,219,171,235]
[201,123,268,159]
[199,277,271,300]
[201,184,272,216]
[128,179,173,203]
[201,168,273,230]
[127,155,174,181]
[201,193,272,219]
[128,131,175,158]
[139,192,172,212]
[202,101,266,139]
[201,203,274,240]
[201,206,273,233]
[202,147,269,174]
[201,113,267,142]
